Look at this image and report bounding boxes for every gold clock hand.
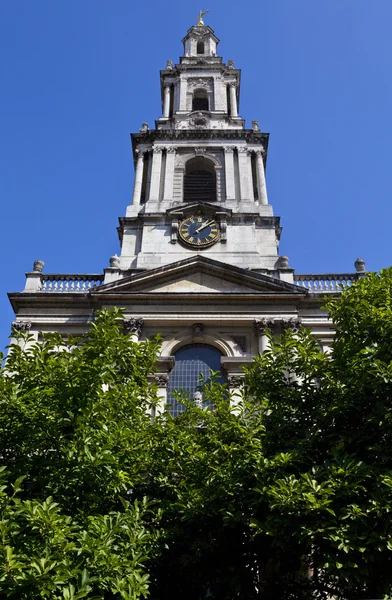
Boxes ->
[195,220,214,234]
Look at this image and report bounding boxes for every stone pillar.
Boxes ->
[154,375,168,417]
[255,149,268,205]
[179,78,187,111]
[229,84,238,117]
[163,84,171,118]
[223,146,235,200]
[123,317,144,342]
[163,146,177,201]
[132,149,144,207]
[254,318,274,354]
[149,147,163,201]
[237,147,252,200]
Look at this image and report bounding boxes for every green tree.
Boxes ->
[2,269,392,599]
[0,309,162,599]
[140,269,392,599]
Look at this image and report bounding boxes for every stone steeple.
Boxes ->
[116,21,281,277]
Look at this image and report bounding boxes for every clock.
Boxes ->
[178,215,220,248]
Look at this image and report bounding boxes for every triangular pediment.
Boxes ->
[95,257,306,296]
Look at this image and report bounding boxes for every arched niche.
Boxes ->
[183,156,217,202]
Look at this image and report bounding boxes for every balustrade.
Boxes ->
[40,274,104,292]
[294,274,357,292]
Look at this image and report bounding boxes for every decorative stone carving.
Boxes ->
[152,146,163,154]
[33,259,44,273]
[192,323,204,336]
[194,147,207,156]
[281,318,302,333]
[223,146,234,153]
[228,375,243,388]
[252,120,260,132]
[123,317,144,337]
[166,145,177,154]
[193,390,203,408]
[236,146,248,153]
[139,122,149,133]
[254,318,274,337]
[188,77,213,91]
[12,320,32,332]
[109,254,120,268]
[354,257,366,273]
[277,255,289,269]
[231,336,247,353]
[190,113,209,128]
[155,375,168,388]
[166,60,173,70]
[228,59,235,69]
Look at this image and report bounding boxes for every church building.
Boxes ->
[8,17,365,412]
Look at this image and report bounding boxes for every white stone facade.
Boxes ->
[8,22,364,409]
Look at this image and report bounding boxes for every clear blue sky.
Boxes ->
[1,0,392,348]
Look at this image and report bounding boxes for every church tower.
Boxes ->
[9,17,364,412]
[112,19,283,278]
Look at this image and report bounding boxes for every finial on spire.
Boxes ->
[196,9,209,26]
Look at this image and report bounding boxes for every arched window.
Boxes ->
[167,344,226,416]
[197,41,205,55]
[184,156,217,202]
[192,88,209,111]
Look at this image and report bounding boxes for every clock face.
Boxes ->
[178,215,220,248]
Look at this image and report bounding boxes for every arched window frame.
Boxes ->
[167,343,227,416]
[197,41,205,55]
[192,88,209,112]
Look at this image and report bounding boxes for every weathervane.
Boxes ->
[196,9,209,26]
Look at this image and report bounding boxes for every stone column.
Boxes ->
[163,146,177,201]
[229,84,238,117]
[254,318,274,354]
[132,149,144,207]
[149,147,163,201]
[154,375,168,418]
[223,146,235,200]
[255,149,268,205]
[163,84,171,118]
[237,147,252,200]
[123,317,144,342]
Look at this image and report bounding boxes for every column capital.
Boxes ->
[123,317,144,337]
[12,320,32,332]
[229,82,237,89]
[228,375,244,389]
[135,148,144,159]
[254,148,265,158]
[155,375,168,388]
[166,145,177,154]
[236,146,248,154]
[281,317,302,333]
[223,146,234,153]
[152,146,163,154]
[254,318,274,337]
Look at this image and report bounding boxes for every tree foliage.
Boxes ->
[2,269,392,598]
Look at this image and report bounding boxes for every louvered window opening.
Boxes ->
[184,170,216,202]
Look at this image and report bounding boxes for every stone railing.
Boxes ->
[40,274,105,292]
[294,273,358,293]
